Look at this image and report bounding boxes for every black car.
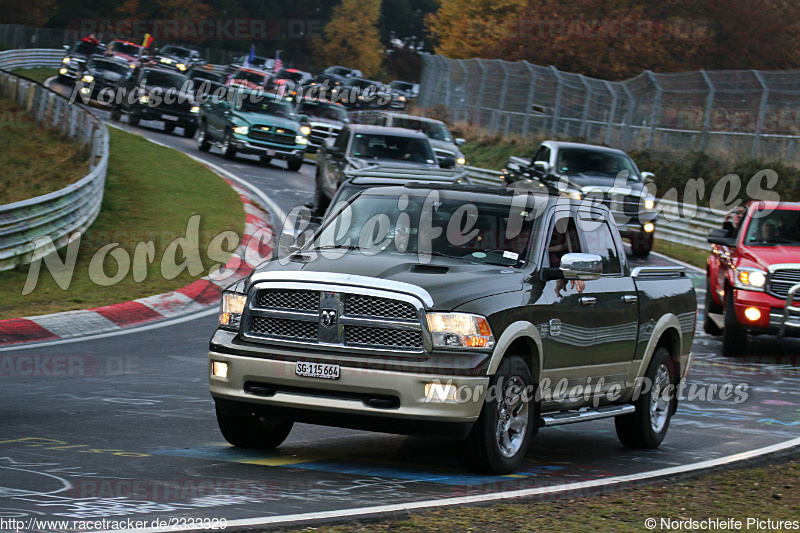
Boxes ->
[318,65,363,86]
[186,67,226,87]
[387,80,418,110]
[152,45,205,73]
[75,55,131,102]
[58,40,106,83]
[109,66,198,137]
[332,77,387,109]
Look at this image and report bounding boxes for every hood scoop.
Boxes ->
[410,264,449,274]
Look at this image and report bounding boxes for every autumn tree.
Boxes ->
[0,0,56,26]
[313,0,384,78]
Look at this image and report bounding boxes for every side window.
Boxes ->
[582,221,621,275]
[545,216,581,268]
[334,128,350,152]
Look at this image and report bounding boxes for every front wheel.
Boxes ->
[128,111,140,127]
[615,346,676,449]
[109,106,121,121]
[703,279,722,335]
[197,123,210,152]
[286,158,303,172]
[183,125,196,138]
[630,231,654,257]
[215,405,293,449]
[465,356,537,474]
[722,289,747,356]
[221,130,237,160]
[260,155,272,164]
[164,123,175,133]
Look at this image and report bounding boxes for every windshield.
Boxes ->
[744,209,800,246]
[312,193,536,266]
[390,81,414,91]
[393,117,452,142]
[231,70,267,85]
[109,42,141,57]
[161,46,192,58]
[72,42,99,56]
[346,79,378,89]
[237,98,297,119]
[142,70,186,90]
[87,58,129,75]
[189,70,222,83]
[556,148,640,180]
[275,69,305,82]
[349,134,435,164]
[297,101,348,122]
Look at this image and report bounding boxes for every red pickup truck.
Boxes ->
[705,202,800,355]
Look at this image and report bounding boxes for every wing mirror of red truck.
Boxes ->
[541,253,603,281]
[707,228,737,247]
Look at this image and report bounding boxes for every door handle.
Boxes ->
[579,296,597,306]
[622,295,638,304]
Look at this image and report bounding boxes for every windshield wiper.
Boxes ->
[313,244,360,251]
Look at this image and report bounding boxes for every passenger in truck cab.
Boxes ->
[721,206,746,237]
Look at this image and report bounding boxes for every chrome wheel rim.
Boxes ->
[197,127,205,144]
[222,134,230,154]
[495,375,529,458]
[649,363,671,433]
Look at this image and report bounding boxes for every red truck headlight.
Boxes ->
[734,268,767,291]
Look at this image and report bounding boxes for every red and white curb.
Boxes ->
[0,178,272,347]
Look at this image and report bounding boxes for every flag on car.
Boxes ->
[273,50,283,73]
[142,34,154,48]
[244,45,255,68]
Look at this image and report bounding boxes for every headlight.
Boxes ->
[568,191,582,201]
[176,63,186,71]
[81,75,94,83]
[62,57,70,64]
[139,95,150,104]
[456,156,466,165]
[300,125,311,136]
[190,105,199,113]
[295,135,308,144]
[735,268,767,291]
[129,63,136,68]
[426,312,494,349]
[219,292,246,330]
[59,68,68,75]
[233,125,249,135]
[644,197,656,210]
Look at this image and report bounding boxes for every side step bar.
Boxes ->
[540,404,635,427]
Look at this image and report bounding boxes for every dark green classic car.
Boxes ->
[208,184,697,474]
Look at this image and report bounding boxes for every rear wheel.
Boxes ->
[215,405,293,449]
[197,123,211,152]
[722,289,747,356]
[286,158,303,172]
[221,129,237,160]
[703,279,722,335]
[615,347,675,448]
[465,356,537,474]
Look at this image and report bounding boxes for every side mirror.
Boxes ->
[63,45,70,51]
[532,161,551,174]
[543,253,603,281]
[438,155,456,169]
[708,228,737,247]
[277,230,308,257]
[641,171,655,183]
[455,138,466,146]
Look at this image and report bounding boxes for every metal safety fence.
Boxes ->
[418,53,800,163]
[0,52,109,271]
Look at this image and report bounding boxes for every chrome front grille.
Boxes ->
[248,125,297,145]
[345,295,417,321]
[243,285,426,353]
[344,326,423,349]
[769,269,800,299]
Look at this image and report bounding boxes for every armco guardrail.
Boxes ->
[0,51,109,271]
[463,165,720,250]
[0,48,63,70]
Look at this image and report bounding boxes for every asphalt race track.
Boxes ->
[0,80,798,532]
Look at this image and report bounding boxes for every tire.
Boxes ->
[164,123,175,133]
[197,123,211,152]
[183,125,196,138]
[128,111,140,127]
[721,289,747,356]
[465,356,537,474]
[221,129,237,160]
[703,279,722,335]
[215,405,293,449]
[615,346,675,449]
[286,158,303,172]
[109,107,121,121]
[260,155,272,164]
[630,231,653,257]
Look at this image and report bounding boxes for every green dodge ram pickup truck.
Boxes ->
[209,184,697,474]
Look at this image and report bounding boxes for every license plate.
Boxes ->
[162,114,179,121]
[295,361,340,379]
[267,150,276,156]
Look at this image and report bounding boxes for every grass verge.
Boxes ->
[0,97,88,203]
[652,238,708,270]
[0,126,244,319]
[11,67,59,85]
[288,453,800,532]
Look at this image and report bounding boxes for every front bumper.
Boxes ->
[231,134,306,158]
[209,350,488,437]
[734,285,800,337]
[135,105,197,126]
